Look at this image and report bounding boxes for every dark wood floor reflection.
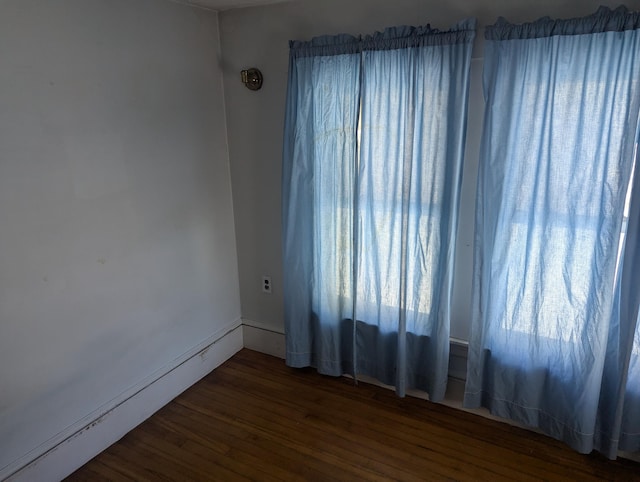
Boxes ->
[67,349,640,481]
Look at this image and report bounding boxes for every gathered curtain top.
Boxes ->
[289,18,476,59]
[486,5,640,41]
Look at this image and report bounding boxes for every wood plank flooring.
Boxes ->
[67,349,640,481]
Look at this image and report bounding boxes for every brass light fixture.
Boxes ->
[241,68,263,91]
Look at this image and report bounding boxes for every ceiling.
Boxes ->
[174,0,295,11]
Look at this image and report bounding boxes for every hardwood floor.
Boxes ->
[67,349,640,481]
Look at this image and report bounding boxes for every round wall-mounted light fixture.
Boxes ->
[241,68,263,91]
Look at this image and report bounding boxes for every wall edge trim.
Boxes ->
[4,318,243,482]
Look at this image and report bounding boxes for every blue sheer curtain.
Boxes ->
[283,20,475,401]
[464,6,640,457]
[356,25,474,399]
[282,34,362,377]
[618,137,640,455]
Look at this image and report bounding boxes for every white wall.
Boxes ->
[0,0,241,476]
[219,0,635,341]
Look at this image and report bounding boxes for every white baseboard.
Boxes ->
[242,319,285,359]
[240,321,469,388]
[9,316,637,479]
[241,320,469,371]
[5,320,243,482]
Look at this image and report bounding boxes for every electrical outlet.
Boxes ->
[262,276,272,294]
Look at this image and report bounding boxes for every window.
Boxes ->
[464,7,640,457]
[283,21,476,401]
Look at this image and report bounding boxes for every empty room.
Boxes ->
[2,0,640,480]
